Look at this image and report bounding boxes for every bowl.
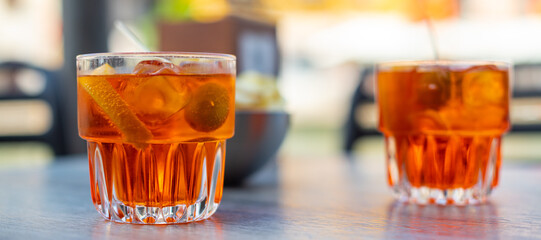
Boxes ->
[224,111,290,185]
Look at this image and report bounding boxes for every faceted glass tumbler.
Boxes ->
[376,61,511,205]
[77,52,235,223]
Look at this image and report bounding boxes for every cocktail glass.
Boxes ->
[77,52,235,223]
[376,61,510,205]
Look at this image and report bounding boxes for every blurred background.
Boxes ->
[2,0,541,172]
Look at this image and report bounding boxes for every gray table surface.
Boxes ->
[1,154,541,240]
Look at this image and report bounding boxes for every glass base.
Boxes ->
[100,199,219,224]
[393,186,486,205]
[385,134,502,205]
[87,140,225,224]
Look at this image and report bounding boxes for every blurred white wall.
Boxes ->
[0,0,63,69]
[277,12,541,130]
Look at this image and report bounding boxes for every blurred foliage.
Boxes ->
[154,0,230,22]
[138,15,160,51]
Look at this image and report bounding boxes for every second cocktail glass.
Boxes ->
[376,61,510,205]
[77,52,235,223]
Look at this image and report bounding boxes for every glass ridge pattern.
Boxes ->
[377,62,510,205]
[88,141,225,224]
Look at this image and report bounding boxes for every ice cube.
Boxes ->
[178,61,219,74]
[133,60,181,75]
[184,83,230,132]
[415,68,451,110]
[462,67,506,107]
[123,75,191,122]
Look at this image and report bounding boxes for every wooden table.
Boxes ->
[1,154,540,239]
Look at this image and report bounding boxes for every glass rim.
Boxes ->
[376,60,511,70]
[76,51,236,61]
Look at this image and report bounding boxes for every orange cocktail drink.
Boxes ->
[376,61,510,205]
[77,53,235,223]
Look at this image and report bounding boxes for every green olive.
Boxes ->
[185,83,230,132]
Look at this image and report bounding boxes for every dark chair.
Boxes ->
[0,62,65,155]
[343,67,379,152]
[509,63,541,132]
